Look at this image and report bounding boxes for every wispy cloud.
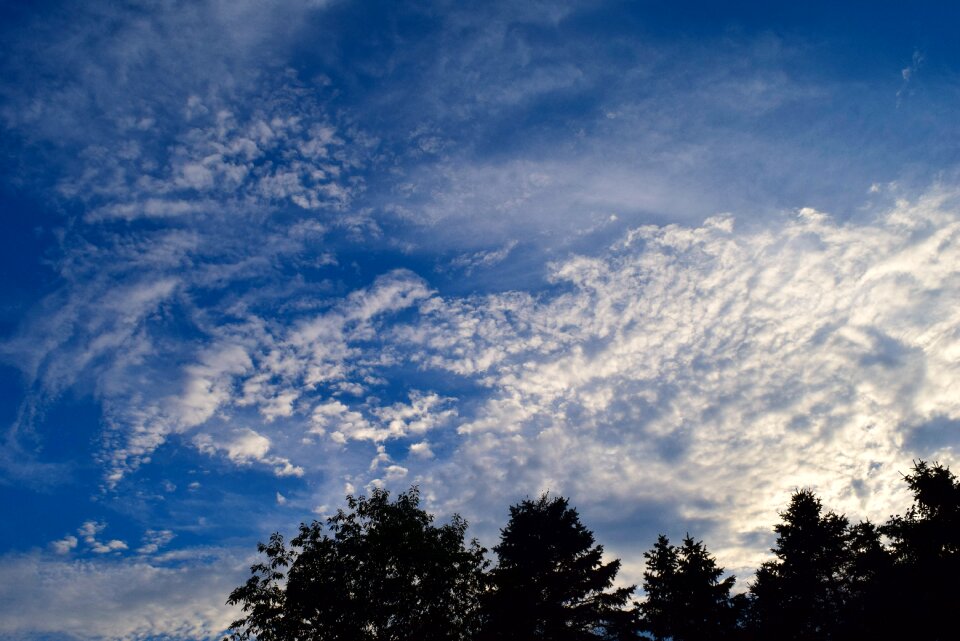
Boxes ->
[898,49,924,105]
[75,99,364,222]
[136,529,175,555]
[450,240,519,275]
[48,183,960,571]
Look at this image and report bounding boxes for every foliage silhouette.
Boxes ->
[745,461,960,641]
[225,486,486,641]
[878,460,960,641]
[833,519,893,639]
[640,534,742,641]
[224,460,958,641]
[480,494,638,641]
[748,489,851,641]
[639,535,677,641]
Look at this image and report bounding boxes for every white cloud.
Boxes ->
[62,91,363,224]
[391,188,960,579]
[47,185,959,578]
[70,521,129,556]
[49,522,135,559]
[86,198,212,222]
[450,240,518,274]
[385,465,408,481]
[178,344,255,430]
[369,444,392,472]
[309,391,457,444]
[194,429,304,478]
[409,441,435,458]
[78,521,105,541]
[91,540,129,554]
[312,399,374,440]
[137,530,176,555]
[51,535,78,555]
[92,270,437,477]
[374,391,458,437]
[224,429,271,463]
[270,459,306,478]
[12,175,960,595]
[0,550,241,641]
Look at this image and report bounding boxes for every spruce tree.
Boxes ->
[640,534,741,641]
[639,535,678,641]
[749,490,849,641]
[480,494,638,641]
[880,460,960,641]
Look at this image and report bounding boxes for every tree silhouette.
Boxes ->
[884,460,960,561]
[223,461,960,641]
[748,490,849,641]
[833,519,893,639]
[639,535,678,641]
[480,494,638,641]
[640,534,742,641]
[226,487,486,641]
[225,531,294,641]
[879,460,960,641]
[747,462,960,640]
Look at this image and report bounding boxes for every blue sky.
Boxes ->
[2,1,960,638]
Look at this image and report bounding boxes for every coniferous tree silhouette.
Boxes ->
[225,487,486,641]
[879,460,960,641]
[746,462,960,641]
[834,519,893,639]
[639,535,678,641]
[480,494,638,641]
[223,460,959,641]
[640,534,742,641]
[748,490,849,641]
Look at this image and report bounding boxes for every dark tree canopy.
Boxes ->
[640,534,741,641]
[883,460,960,561]
[749,489,851,641]
[833,519,892,639]
[744,464,960,641]
[480,494,638,641]
[639,535,677,641]
[226,487,486,641]
[224,460,959,641]
[878,460,960,641]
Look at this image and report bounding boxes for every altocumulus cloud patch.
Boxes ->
[5,191,960,636]
[0,550,242,641]
[407,190,960,574]
[26,187,960,550]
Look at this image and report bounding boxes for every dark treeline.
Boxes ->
[226,460,959,641]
